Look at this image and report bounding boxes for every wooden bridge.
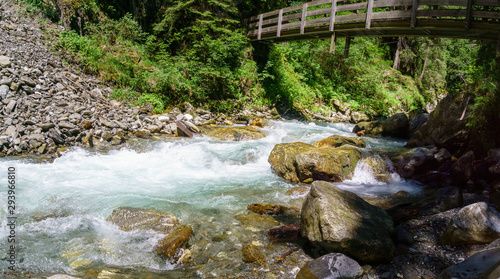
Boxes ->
[245,0,500,47]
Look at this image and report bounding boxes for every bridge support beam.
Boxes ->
[330,33,336,54]
[344,37,352,58]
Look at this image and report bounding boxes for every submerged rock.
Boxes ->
[301,181,395,263]
[268,224,300,243]
[106,207,179,234]
[235,212,280,230]
[268,142,362,183]
[247,203,287,215]
[209,126,266,141]
[157,225,193,260]
[296,253,364,279]
[441,202,500,245]
[313,135,366,149]
[242,244,266,266]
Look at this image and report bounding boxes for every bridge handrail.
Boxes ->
[246,0,500,41]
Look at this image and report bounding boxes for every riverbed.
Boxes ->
[0,120,422,278]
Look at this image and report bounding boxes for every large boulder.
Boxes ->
[409,113,430,137]
[390,147,438,179]
[441,202,500,245]
[296,253,364,279]
[406,92,471,155]
[268,143,362,183]
[438,245,500,279]
[208,126,266,141]
[313,135,366,149]
[106,207,180,234]
[301,181,395,263]
[352,113,409,138]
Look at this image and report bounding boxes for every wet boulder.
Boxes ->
[313,135,366,149]
[249,118,268,128]
[106,207,179,234]
[441,202,500,245]
[209,126,266,141]
[268,142,362,183]
[352,113,409,139]
[391,147,438,179]
[157,225,193,260]
[296,253,364,279]
[301,181,395,263]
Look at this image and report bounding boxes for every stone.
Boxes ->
[4,126,17,138]
[352,113,409,139]
[314,135,366,149]
[38,123,55,131]
[134,129,151,139]
[268,142,362,183]
[391,147,438,179]
[301,181,395,263]
[235,212,280,230]
[106,207,180,234]
[420,186,463,215]
[450,150,474,186]
[5,99,16,114]
[0,84,9,99]
[0,56,11,68]
[20,76,36,87]
[101,119,116,128]
[59,121,76,130]
[409,113,430,137]
[242,244,266,266]
[296,253,364,279]
[146,124,161,133]
[46,275,80,279]
[158,115,170,122]
[268,224,300,243]
[435,148,452,163]
[406,92,472,155]
[437,247,500,279]
[247,203,286,215]
[441,202,500,245]
[209,126,266,141]
[250,118,268,127]
[157,225,192,260]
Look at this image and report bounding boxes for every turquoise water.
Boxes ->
[0,121,420,276]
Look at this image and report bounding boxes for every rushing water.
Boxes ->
[0,120,421,277]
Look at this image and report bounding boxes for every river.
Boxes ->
[0,120,422,278]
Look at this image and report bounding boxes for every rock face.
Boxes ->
[409,112,429,137]
[106,207,179,234]
[438,246,500,279]
[208,126,266,141]
[296,253,364,279]
[313,135,366,149]
[450,150,474,185]
[268,142,362,183]
[390,147,438,179]
[406,92,471,155]
[441,202,500,245]
[352,113,409,139]
[301,181,395,263]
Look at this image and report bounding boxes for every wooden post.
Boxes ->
[465,0,473,30]
[330,32,336,54]
[393,37,403,70]
[410,0,418,28]
[329,0,337,32]
[344,37,351,58]
[301,3,308,35]
[277,9,283,37]
[365,0,374,29]
[257,14,263,40]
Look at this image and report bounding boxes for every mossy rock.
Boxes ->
[313,135,366,149]
[268,142,362,183]
[157,225,193,259]
[208,126,266,141]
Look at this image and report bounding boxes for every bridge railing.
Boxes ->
[246,0,500,41]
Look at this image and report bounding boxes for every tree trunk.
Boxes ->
[420,45,431,81]
[393,37,404,70]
